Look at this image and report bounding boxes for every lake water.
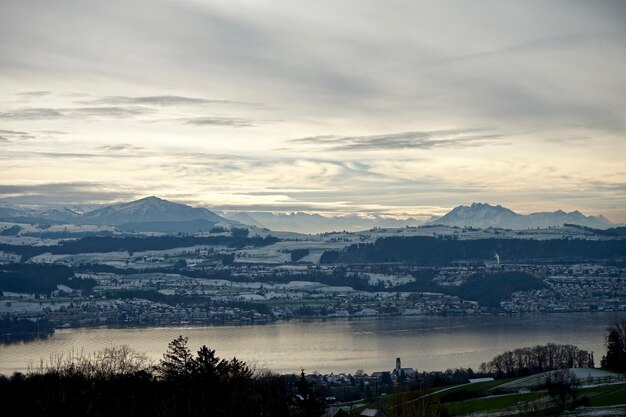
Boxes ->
[1,312,623,376]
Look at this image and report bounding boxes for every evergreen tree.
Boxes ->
[600,320,626,372]
[159,335,194,379]
[193,345,226,379]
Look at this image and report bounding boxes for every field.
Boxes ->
[354,370,626,417]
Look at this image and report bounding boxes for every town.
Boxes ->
[1,223,625,332]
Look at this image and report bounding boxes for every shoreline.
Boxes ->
[3,309,625,345]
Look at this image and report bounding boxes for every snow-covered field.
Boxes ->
[496,368,622,390]
[365,273,414,287]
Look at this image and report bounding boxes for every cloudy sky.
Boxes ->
[1,0,625,222]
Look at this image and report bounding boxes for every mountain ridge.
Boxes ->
[0,198,615,232]
[218,211,423,234]
[427,202,612,229]
[79,196,226,226]
[0,196,232,232]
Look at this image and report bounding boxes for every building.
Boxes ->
[393,357,415,378]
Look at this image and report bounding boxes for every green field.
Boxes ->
[445,392,544,416]
[358,375,626,417]
[579,383,626,407]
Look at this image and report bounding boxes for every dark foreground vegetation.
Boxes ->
[479,343,594,377]
[321,236,626,265]
[0,336,318,417]
[601,320,626,372]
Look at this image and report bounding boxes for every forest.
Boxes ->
[0,234,279,261]
[320,236,626,265]
[0,263,96,294]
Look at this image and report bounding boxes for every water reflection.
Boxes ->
[0,313,623,375]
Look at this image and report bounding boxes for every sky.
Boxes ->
[1,0,625,222]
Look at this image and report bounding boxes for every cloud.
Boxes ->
[0,150,139,160]
[0,108,63,120]
[0,182,137,205]
[79,95,244,107]
[37,130,68,135]
[289,129,504,151]
[0,129,68,143]
[69,107,153,117]
[176,116,256,127]
[0,129,35,142]
[15,91,51,97]
[0,106,154,120]
[97,144,144,152]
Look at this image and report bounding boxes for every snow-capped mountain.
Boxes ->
[39,207,82,222]
[0,204,32,219]
[427,202,612,229]
[0,198,613,233]
[219,211,423,234]
[0,197,232,232]
[221,212,265,228]
[79,196,227,226]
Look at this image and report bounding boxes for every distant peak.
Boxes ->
[468,202,499,208]
[466,202,503,210]
[428,202,612,229]
[137,196,164,202]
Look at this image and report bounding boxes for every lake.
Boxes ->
[1,312,623,376]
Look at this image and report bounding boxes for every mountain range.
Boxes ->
[218,211,423,234]
[0,198,615,233]
[426,202,612,230]
[0,196,232,233]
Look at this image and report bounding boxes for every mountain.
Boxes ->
[221,212,265,228]
[0,197,233,232]
[39,207,82,223]
[79,196,228,227]
[1,198,612,233]
[428,202,612,229]
[219,211,423,234]
[0,205,31,219]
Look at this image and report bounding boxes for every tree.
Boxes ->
[222,253,235,266]
[193,345,226,380]
[601,320,626,372]
[231,228,249,239]
[159,335,194,379]
[294,370,324,417]
[93,345,150,378]
[290,249,310,262]
[296,369,310,399]
[545,369,579,412]
[380,371,394,393]
[173,259,187,270]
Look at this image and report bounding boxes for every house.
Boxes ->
[468,377,494,384]
[323,407,348,417]
[360,409,386,417]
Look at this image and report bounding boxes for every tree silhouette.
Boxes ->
[159,335,194,379]
[601,320,626,372]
